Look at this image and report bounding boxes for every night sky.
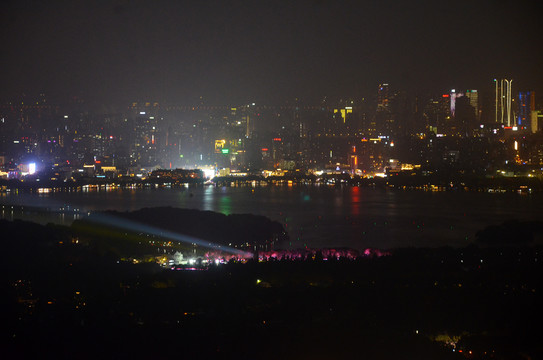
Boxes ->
[2,0,542,105]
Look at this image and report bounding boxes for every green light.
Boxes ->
[221,148,229,154]
[179,154,184,158]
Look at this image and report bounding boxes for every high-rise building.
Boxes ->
[377,84,390,111]
[450,89,478,119]
[494,78,513,126]
[450,89,462,117]
[464,90,479,120]
[349,145,358,175]
[518,91,535,130]
[531,111,541,133]
[333,107,353,124]
[375,83,395,136]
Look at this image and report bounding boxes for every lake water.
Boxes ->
[2,185,542,250]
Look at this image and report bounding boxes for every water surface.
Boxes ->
[2,185,541,250]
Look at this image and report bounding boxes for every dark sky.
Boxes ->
[2,0,542,105]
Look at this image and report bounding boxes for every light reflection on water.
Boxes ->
[1,186,542,250]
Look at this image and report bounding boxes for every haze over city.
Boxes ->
[3,0,543,106]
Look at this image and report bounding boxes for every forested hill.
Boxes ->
[74,207,288,249]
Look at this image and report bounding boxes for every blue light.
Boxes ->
[88,213,253,257]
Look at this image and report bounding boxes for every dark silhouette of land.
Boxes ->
[76,206,288,249]
[3,209,542,359]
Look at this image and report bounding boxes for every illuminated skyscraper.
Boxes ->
[450,89,462,117]
[349,145,358,175]
[531,111,542,134]
[450,89,478,119]
[495,78,513,126]
[333,106,353,123]
[464,90,479,120]
[375,83,395,136]
[518,91,535,129]
[377,83,390,111]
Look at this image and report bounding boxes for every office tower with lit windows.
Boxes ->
[349,145,358,175]
[518,91,535,130]
[465,90,479,120]
[375,83,396,136]
[377,83,390,111]
[450,90,478,118]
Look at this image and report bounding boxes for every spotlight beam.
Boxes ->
[87,212,253,257]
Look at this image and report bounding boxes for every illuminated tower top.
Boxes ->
[494,78,513,126]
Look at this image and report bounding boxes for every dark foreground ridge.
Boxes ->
[3,212,543,359]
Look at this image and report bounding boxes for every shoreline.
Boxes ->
[1,176,541,194]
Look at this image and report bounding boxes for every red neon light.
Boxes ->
[261,148,269,151]
[442,94,449,98]
[273,138,282,141]
[95,160,101,164]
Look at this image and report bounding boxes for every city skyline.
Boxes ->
[2,0,543,106]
